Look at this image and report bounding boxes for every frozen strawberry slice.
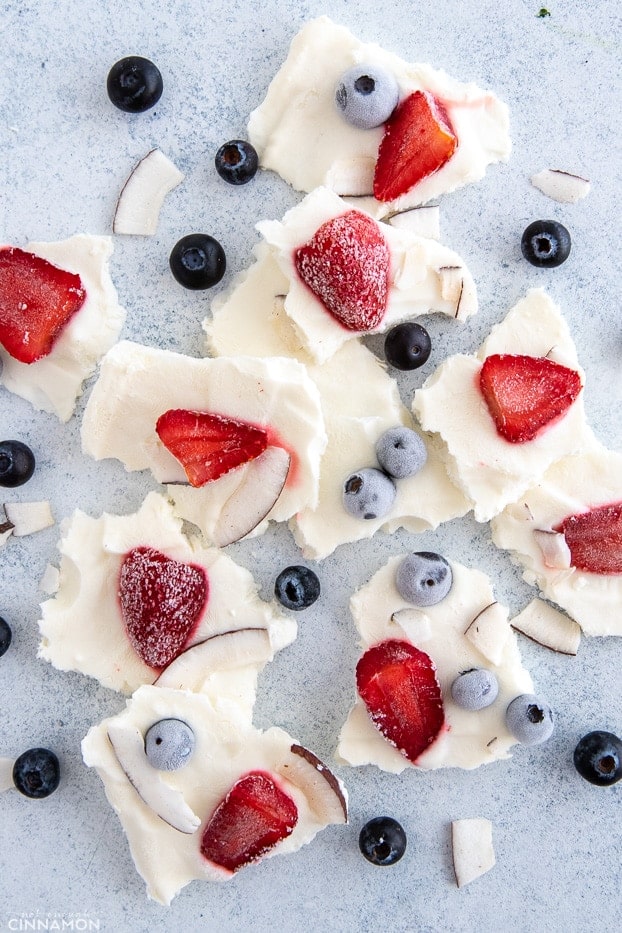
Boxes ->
[294,209,390,331]
[373,91,458,202]
[201,771,298,872]
[356,639,444,763]
[118,546,208,669]
[0,247,86,363]
[479,353,582,444]
[156,409,268,487]
[555,502,622,574]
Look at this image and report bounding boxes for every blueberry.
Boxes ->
[0,616,12,658]
[573,731,622,786]
[396,552,452,607]
[505,694,555,745]
[0,440,35,487]
[384,322,431,370]
[451,669,499,711]
[215,140,259,185]
[169,234,226,290]
[375,427,427,479]
[359,816,407,865]
[275,565,320,611]
[144,719,195,771]
[12,747,60,798]
[342,468,396,520]
[335,64,399,130]
[107,56,163,113]
[521,220,571,268]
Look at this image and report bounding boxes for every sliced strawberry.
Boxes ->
[118,546,208,669]
[155,409,268,487]
[0,247,86,363]
[356,639,444,763]
[200,771,298,872]
[479,353,582,443]
[555,502,622,574]
[293,209,390,331]
[373,91,458,202]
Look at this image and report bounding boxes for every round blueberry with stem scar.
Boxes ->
[12,748,60,798]
[359,816,407,865]
[107,56,163,113]
[169,234,226,290]
[521,220,571,268]
[0,440,35,487]
[215,140,259,185]
[274,565,321,610]
[573,731,622,786]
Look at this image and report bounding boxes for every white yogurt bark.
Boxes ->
[337,557,534,772]
[492,446,622,636]
[39,492,296,696]
[248,17,510,215]
[413,289,593,522]
[0,235,125,421]
[258,187,477,364]
[81,341,326,542]
[206,243,470,559]
[82,685,347,904]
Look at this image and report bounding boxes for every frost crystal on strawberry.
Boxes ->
[373,91,458,202]
[294,210,390,331]
[555,502,622,574]
[0,247,86,363]
[356,639,444,763]
[118,547,208,669]
[479,353,582,443]
[200,771,298,872]
[156,408,269,487]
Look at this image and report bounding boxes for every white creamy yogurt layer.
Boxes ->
[413,289,595,522]
[82,685,347,905]
[0,235,125,421]
[39,492,296,696]
[337,557,534,772]
[206,243,470,560]
[491,446,622,636]
[248,17,510,215]
[258,187,477,364]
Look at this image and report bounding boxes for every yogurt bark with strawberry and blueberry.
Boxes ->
[0,235,125,421]
[248,17,510,216]
[337,554,539,773]
[413,289,594,522]
[39,492,296,698]
[491,446,622,636]
[82,685,347,904]
[258,186,477,364]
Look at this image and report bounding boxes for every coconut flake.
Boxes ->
[530,169,590,204]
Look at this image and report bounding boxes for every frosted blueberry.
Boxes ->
[375,427,427,479]
[145,719,195,771]
[342,468,396,520]
[396,552,452,607]
[335,64,399,130]
[451,669,499,711]
[505,694,555,745]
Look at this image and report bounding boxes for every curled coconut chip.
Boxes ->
[2,501,54,538]
[113,149,184,236]
[451,818,495,887]
[530,169,590,204]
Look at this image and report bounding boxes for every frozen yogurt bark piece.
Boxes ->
[248,17,510,216]
[81,341,326,544]
[0,235,125,421]
[258,187,477,364]
[39,492,296,697]
[337,555,535,772]
[491,446,622,636]
[82,685,348,904]
[413,289,594,522]
[206,243,470,559]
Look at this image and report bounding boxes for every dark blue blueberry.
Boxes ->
[0,616,12,657]
[573,731,622,786]
[13,747,60,798]
[384,322,431,370]
[274,565,320,610]
[215,140,259,185]
[169,234,226,290]
[521,220,571,267]
[107,57,163,113]
[359,816,407,865]
[0,439,35,487]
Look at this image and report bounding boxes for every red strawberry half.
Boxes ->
[0,247,86,363]
[294,209,390,331]
[373,91,458,203]
[156,409,268,487]
[479,353,582,443]
[356,639,444,764]
[118,546,208,669]
[201,771,298,872]
[555,502,622,574]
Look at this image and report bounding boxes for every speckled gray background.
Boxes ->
[1,1,621,931]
